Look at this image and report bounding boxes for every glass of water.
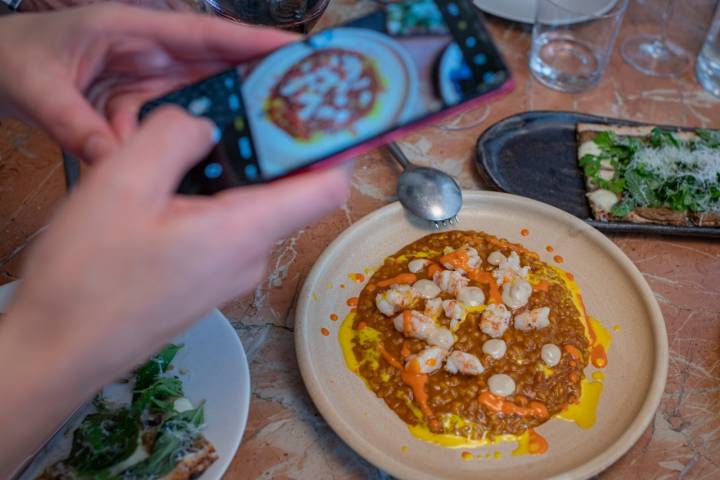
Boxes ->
[529,0,628,93]
[696,3,720,98]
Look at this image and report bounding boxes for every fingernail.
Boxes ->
[82,135,116,162]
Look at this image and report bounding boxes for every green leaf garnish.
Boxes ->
[67,409,140,474]
[123,403,206,478]
[134,344,182,394]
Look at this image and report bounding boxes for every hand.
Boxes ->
[0,107,352,475]
[20,0,205,13]
[0,4,294,161]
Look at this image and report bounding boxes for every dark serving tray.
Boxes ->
[475,110,720,238]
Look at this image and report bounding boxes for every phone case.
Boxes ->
[140,0,514,194]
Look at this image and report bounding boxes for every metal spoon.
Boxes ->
[385,142,462,229]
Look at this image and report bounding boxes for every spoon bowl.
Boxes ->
[398,167,463,223]
[386,142,463,227]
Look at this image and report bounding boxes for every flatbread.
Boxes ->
[577,123,720,227]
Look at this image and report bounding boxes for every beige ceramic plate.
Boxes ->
[295,191,667,480]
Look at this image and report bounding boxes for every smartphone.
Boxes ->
[139,0,513,194]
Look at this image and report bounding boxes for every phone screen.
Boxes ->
[140,0,510,194]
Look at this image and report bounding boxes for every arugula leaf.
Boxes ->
[611,197,636,217]
[123,403,206,479]
[696,128,720,148]
[132,376,184,415]
[595,176,625,193]
[650,128,680,148]
[134,344,182,394]
[580,154,601,176]
[67,408,140,475]
[624,169,660,206]
[593,131,615,148]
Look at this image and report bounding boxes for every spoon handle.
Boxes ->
[386,142,411,170]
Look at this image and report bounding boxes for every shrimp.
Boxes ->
[457,286,485,307]
[375,284,416,316]
[413,279,441,299]
[406,346,447,374]
[442,299,467,331]
[514,307,551,331]
[408,259,430,273]
[424,297,443,318]
[439,245,481,273]
[501,278,533,310]
[393,310,455,349]
[489,251,530,286]
[480,303,511,338]
[444,351,485,375]
[432,270,469,296]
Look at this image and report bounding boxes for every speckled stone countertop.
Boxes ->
[2,0,720,478]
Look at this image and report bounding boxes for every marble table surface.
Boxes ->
[1,0,720,478]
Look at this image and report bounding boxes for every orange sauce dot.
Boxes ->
[321,328,330,337]
[349,273,365,283]
[546,245,554,253]
[330,314,339,321]
[461,451,473,461]
[340,284,346,289]
[553,255,564,264]
[566,272,575,281]
[591,344,608,368]
[346,297,359,307]
[520,228,530,237]
[528,429,549,454]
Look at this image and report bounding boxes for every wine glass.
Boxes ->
[621,0,691,77]
[204,0,330,33]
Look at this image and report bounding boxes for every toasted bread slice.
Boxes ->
[577,123,720,227]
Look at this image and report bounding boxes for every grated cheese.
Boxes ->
[629,144,720,184]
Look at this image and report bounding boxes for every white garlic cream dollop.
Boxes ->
[541,344,561,367]
[482,339,507,360]
[457,286,485,307]
[501,278,533,310]
[487,250,506,266]
[488,374,516,397]
[412,279,441,299]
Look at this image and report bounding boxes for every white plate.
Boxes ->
[0,283,249,480]
[473,0,618,25]
[474,0,538,24]
[295,192,667,480]
[242,27,419,178]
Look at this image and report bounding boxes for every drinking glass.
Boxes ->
[621,0,691,78]
[529,0,628,93]
[696,3,720,98]
[203,0,331,32]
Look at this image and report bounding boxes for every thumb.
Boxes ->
[108,106,218,201]
[24,83,119,162]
